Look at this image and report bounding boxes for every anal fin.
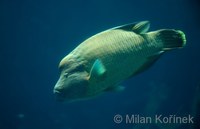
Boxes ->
[130,52,163,77]
[105,85,125,92]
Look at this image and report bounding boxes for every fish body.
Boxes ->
[54,21,186,102]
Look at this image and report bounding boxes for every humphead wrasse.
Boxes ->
[53,21,186,102]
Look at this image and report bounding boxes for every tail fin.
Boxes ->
[157,29,186,50]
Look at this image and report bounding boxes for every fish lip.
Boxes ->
[53,90,61,94]
[53,90,65,102]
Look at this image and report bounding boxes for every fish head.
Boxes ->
[54,58,89,102]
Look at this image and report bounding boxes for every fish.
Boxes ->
[53,21,186,102]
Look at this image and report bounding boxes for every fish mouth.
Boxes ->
[53,90,65,102]
[53,90,61,94]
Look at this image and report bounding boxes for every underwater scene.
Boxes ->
[0,0,200,129]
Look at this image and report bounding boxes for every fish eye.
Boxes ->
[73,64,85,72]
[64,72,69,78]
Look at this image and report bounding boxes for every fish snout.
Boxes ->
[53,87,66,102]
[53,81,67,100]
[54,77,65,93]
[53,86,62,94]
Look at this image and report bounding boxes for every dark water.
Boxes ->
[0,0,200,129]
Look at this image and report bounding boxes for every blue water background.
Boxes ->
[0,0,200,129]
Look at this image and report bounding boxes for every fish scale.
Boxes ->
[54,21,186,101]
[71,29,159,96]
[82,30,149,62]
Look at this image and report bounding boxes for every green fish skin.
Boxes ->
[53,21,186,102]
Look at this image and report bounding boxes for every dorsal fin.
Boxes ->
[112,21,150,34]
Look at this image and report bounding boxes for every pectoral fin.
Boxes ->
[105,85,125,92]
[89,59,106,80]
